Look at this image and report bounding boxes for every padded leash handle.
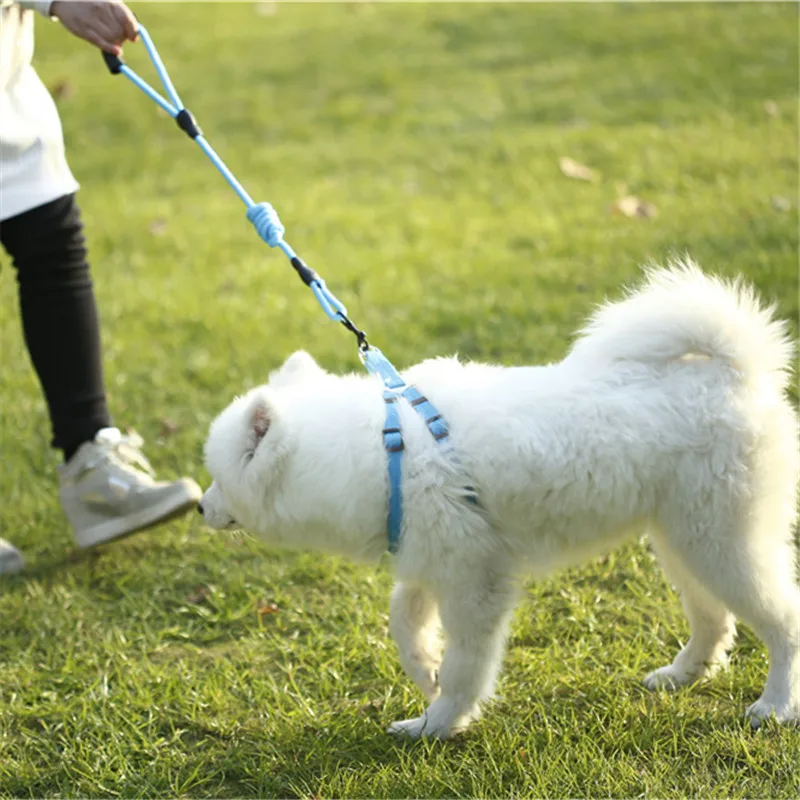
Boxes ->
[102,51,123,75]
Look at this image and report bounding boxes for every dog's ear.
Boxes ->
[242,390,288,480]
[249,394,273,444]
[269,350,326,387]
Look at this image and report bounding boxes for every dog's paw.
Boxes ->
[643,665,700,691]
[388,716,428,739]
[745,697,800,728]
[388,714,452,740]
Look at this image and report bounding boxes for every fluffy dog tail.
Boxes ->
[570,258,795,391]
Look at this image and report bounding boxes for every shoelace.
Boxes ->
[96,429,156,478]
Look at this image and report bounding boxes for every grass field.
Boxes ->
[1,2,798,797]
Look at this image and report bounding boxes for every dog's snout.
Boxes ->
[197,503,204,516]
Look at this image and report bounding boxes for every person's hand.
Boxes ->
[50,0,138,55]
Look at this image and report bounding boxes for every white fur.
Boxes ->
[202,261,800,738]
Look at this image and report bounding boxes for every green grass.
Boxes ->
[1,1,798,797]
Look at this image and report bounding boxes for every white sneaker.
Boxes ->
[0,537,24,575]
[59,427,202,548]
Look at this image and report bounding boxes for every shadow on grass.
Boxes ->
[126,706,448,799]
[3,546,103,588]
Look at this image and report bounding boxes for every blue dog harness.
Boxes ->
[362,349,451,553]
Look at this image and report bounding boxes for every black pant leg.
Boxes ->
[0,194,112,459]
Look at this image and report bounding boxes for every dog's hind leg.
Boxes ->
[390,582,442,700]
[655,495,800,726]
[389,561,518,739]
[644,531,737,689]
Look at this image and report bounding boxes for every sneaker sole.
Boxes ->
[74,479,203,549]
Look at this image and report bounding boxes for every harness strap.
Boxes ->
[383,394,405,553]
[382,384,452,554]
[399,386,450,443]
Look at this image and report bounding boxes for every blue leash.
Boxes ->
[102,26,361,343]
[102,26,457,551]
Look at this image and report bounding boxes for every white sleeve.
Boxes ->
[17,1,53,17]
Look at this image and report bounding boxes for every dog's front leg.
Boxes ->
[389,567,518,740]
[390,581,442,700]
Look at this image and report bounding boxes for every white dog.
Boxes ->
[201,261,799,738]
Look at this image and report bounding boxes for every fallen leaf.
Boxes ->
[561,118,589,130]
[257,601,280,616]
[159,418,178,437]
[559,156,599,183]
[50,80,75,102]
[763,100,780,118]
[357,699,383,715]
[186,584,210,604]
[611,195,658,218]
[771,195,791,212]
[217,279,237,294]
[148,218,168,236]
[255,1,278,15]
